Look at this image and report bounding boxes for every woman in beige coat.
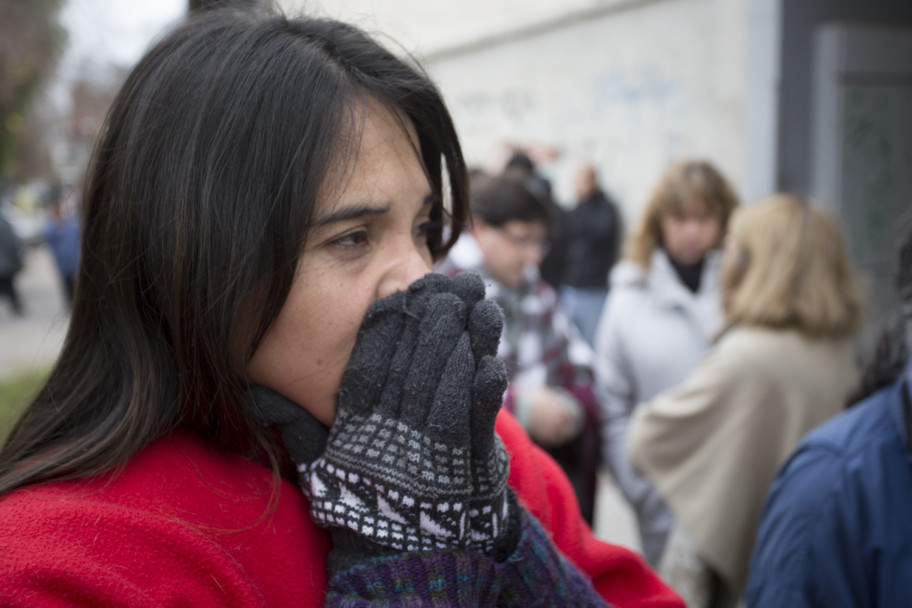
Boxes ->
[629,195,864,607]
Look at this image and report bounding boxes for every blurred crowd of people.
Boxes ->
[0,186,82,317]
[436,148,911,608]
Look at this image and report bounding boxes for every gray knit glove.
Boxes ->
[249,272,514,557]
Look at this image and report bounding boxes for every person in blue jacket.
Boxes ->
[43,196,81,306]
[745,220,912,608]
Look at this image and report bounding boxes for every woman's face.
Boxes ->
[247,101,435,426]
[660,200,721,265]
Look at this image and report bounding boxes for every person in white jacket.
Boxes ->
[594,160,739,566]
[630,194,862,607]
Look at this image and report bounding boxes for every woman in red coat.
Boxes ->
[0,8,681,607]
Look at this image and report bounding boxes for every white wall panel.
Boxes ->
[426,0,746,221]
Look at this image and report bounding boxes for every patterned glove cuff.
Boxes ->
[299,410,512,555]
[327,489,520,574]
[490,489,522,562]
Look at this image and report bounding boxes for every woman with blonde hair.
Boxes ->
[595,160,738,566]
[630,194,863,607]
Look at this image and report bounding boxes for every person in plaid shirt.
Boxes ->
[438,170,603,524]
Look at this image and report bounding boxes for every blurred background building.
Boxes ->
[1,0,910,336]
[284,0,912,322]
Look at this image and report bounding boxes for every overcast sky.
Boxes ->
[59,0,186,76]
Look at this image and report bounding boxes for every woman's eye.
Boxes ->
[415,220,440,240]
[330,230,370,249]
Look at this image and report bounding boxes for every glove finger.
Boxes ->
[471,355,507,456]
[372,284,436,418]
[468,299,503,361]
[423,331,474,446]
[400,292,467,428]
[406,272,452,298]
[338,290,408,417]
[247,385,329,465]
[451,271,487,308]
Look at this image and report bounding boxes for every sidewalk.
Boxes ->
[593,471,641,552]
[0,245,70,381]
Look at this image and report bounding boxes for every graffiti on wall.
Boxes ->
[841,83,912,268]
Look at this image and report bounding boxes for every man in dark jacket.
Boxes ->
[0,213,23,316]
[560,164,621,345]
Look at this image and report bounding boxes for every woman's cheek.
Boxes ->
[334,295,375,372]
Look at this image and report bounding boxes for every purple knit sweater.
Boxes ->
[327,508,611,607]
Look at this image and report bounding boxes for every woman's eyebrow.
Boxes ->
[314,204,390,227]
[315,193,437,226]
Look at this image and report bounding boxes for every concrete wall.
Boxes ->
[284,0,631,56]
[284,0,751,224]
[425,0,748,224]
[743,0,781,204]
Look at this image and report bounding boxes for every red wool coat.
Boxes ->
[0,411,682,607]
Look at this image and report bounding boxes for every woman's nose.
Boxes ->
[676,220,697,240]
[524,246,544,267]
[378,243,432,298]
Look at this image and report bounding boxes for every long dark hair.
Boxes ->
[845,217,912,407]
[0,8,468,495]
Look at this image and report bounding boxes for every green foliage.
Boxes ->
[0,0,67,180]
[0,366,48,446]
